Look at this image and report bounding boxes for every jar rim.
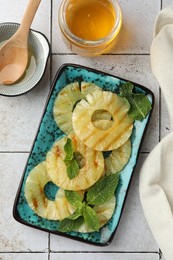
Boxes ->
[58,0,122,47]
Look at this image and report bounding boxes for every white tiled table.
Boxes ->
[0,0,171,259]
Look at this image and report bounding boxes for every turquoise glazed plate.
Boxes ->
[13,64,154,246]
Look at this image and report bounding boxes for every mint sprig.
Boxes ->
[59,174,120,233]
[120,82,152,120]
[64,138,79,179]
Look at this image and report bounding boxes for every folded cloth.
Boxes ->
[139,6,173,260]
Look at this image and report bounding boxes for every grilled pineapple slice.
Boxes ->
[24,161,75,220]
[77,195,116,233]
[53,82,80,134]
[53,82,100,134]
[72,89,134,151]
[46,134,104,191]
[105,139,131,174]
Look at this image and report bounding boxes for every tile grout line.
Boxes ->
[48,231,50,259]
[0,252,49,254]
[160,0,163,10]
[0,251,160,255]
[49,251,160,254]
[0,151,29,154]
[159,249,163,259]
[51,53,150,56]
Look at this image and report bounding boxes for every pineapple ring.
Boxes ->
[72,89,134,151]
[105,139,132,174]
[46,134,104,191]
[53,82,100,134]
[77,195,116,233]
[24,161,75,220]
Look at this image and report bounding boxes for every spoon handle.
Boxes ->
[19,0,41,36]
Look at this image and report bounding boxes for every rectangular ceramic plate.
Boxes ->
[13,63,154,246]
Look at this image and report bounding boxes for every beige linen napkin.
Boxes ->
[139,6,173,260]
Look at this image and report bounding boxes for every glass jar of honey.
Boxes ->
[58,0,122,57]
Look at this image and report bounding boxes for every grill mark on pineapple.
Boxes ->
[99,219,107,226]
[105,124,133,150]
[55,202,60,218]
[59,91,68,96]
[81,143,87,168]
[83,128,96,142]
[71,134,78,149]
[113,113,131,130]
[93,132,110,149]
[32,197,38,209]
[93,150,98,168]
[44,197,49,209]
[81,84,88,90]
[55,146,61,156]
[112,102,128,118]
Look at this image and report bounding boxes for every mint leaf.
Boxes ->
[66,158,79,179]
[64,138,73,161]
[120,82,134,96]
[83,205,99,231]
[87,174,119,206]
[64,138,80,179]
[65,190,83,207]
[120,82,152,120]
[127,94,152,120]
[67,208,83,220]
[59,216,84,232]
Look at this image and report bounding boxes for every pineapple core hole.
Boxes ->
[91,109,114,130]
[44,181,59,201]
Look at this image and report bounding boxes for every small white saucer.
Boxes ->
[0,22,50,96]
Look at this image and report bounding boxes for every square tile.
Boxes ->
[50,154,158,252]
[0,65,50,152]
[0,153,48,252]
[52,0,160,54]
[113,0,160,53]
[0,0,51,40]
[162,0,172,8]
[51,54,159,152]
[0,254,48,260]
[50,253,159,260]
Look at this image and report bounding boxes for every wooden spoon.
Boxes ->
[0,0,41,85]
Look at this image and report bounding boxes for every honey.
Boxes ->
[65,0,116,41]
[58,0,122,56]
